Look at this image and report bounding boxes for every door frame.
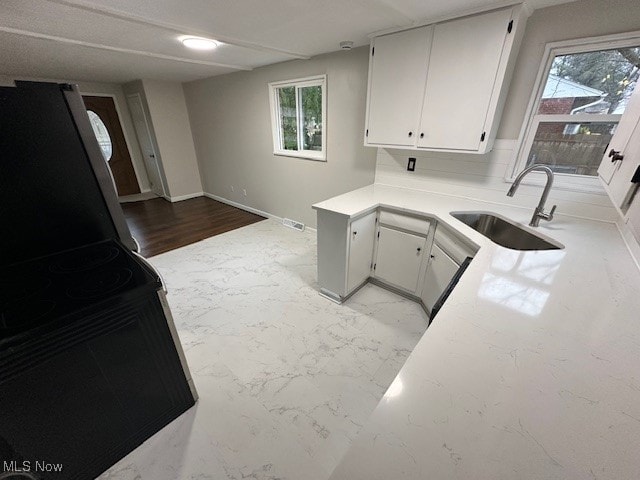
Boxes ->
[126,93,167,198]
[83,91,145,194]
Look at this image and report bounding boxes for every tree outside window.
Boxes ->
[269,76,326,161]
[518,43,640,177]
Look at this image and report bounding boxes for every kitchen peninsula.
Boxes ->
[313,184,640,480]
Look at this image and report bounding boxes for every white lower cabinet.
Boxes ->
[315,206,475,310]
[346,211,377,294]
[420,244,459,312]
[374,226,427,294]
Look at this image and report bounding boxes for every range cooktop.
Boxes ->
[0,240,161,348]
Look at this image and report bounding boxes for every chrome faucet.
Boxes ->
[507,164,557,227]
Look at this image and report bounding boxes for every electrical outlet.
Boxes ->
[407,157,416,172]
[243,189,247,196]
[230,186,235,192]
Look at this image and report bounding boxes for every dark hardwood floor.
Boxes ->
[121,196,265,257]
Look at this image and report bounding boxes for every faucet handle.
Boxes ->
[547,205,557,221]
[537,204,556,223]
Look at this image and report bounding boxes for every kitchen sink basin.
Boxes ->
[450,211,563,251]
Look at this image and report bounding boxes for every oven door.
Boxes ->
[0,293,194,480]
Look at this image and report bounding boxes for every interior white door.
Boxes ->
[366,26,432,146]
[374,226,427,293]
[417,8,512,150]
[347,212,377,293]
[421,244,459,312]
[127,94,165,197]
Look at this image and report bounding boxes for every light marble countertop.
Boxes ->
[314,184,640,480]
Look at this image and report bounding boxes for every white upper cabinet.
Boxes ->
[417,8,513,151]
[364,5,527,154]
[366,26,432,146]
[598,83,640,212]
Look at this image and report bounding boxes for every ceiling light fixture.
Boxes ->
[180,36,220,51]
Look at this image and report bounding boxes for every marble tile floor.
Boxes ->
[99,219,428,480]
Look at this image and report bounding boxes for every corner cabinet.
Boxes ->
[364,5,527,154]
[374,227,427,292]
[315,206,477,317]
[373,211,431,295]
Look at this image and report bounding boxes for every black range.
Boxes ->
[0,239,161,351]
[0,81,195,480]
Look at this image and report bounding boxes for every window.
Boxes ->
[87,110,113,161]
[269,75,326,161]
[512,34,640,188]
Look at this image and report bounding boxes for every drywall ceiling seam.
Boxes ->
[0,26,254,71]
[44,0,311,60]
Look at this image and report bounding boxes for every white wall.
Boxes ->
[123,79,203,200]
[183,47,377,228]
[375,0,640,223]
[0,74,151,193]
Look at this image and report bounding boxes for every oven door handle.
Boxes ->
[132,251,168,294]
[132,236,141,253]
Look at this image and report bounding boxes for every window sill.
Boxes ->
[273,150,326,162]
[504,170,607,195]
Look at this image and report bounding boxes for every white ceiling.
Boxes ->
[0,0,577,84]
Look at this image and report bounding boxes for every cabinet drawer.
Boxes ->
[435,226,477,264]
[379,210,431,235]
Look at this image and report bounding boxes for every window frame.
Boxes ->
[268,75,327,161]
[508,31,640,193]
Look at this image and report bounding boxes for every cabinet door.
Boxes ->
[598,83,640,211]
[421,244,459,312]
[347,211,377,293]
[366,26,432,146]
[417,8,512,151]
[374,226,427,293]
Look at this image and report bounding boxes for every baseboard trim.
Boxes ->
[201,192,318,232]
[202,192,281,221]
[319,288,343,304]
[167,192,204,203]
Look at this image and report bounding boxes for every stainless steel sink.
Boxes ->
[450,211,563,251]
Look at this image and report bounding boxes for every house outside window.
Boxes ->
[268,75,326,161]
[511,33,640,190]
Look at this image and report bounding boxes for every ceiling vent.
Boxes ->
[339,41,354,50]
